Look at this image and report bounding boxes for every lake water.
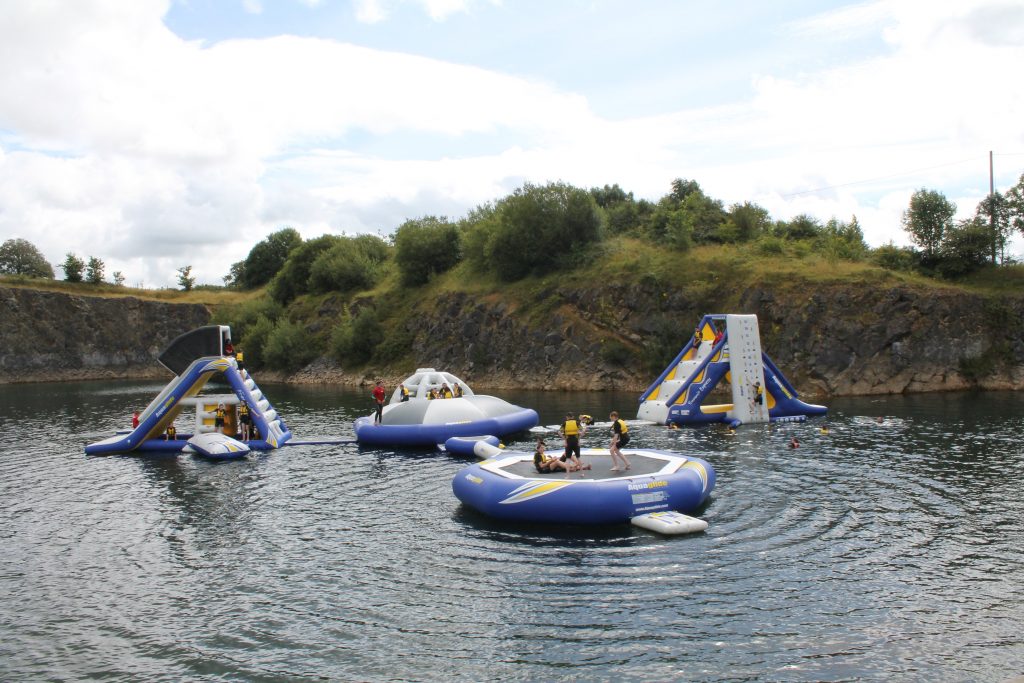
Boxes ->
[1,380,1023,682]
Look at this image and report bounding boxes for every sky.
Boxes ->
[0,0,1022,288]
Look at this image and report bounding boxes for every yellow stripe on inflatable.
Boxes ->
[683,461,709,492]
[500,480,573,505]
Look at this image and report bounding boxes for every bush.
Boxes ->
[600,338,632,366]
[393,217,462,286]
[211,298,284,340]
[815,217,869,261]
[269,235,342,303]
[934,218,991,279]
[263,319,320,371]
[872,243,918,272]
[330,308,382,366]
[755,235,786,256]
[482,182,604,281]
[240,314,276,369]
[308,235,390,295]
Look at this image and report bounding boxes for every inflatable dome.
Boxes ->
[353,368,538,447]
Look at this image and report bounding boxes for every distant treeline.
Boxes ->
[224,175,1024,299]
[207,175,1024,373]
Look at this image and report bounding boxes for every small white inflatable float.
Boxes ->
[186,432,251,459]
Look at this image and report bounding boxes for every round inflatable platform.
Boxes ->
[353,369,538,447]
[452,445,715,526]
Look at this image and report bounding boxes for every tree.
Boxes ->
[393,216,461,286]
[816,216,868,261]
[85,256,105,284]
[902,189,956,261]
[308,234,391,293]
[0,238,54,278]
[177,265,196,291]
[112,271,126,286]
[1007,172,1024,236]
[229,227,303,289]
[484,182,604,281]
[679,191,727,243]
[721,202,772,243]
[268,234,340,304]
[975,191,1011,264]
[935,217,991,278]
[669,178,702,203]
[61,253,85,282]
[589,184,632,208]
[775,214,822,240]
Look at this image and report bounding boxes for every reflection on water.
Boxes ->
[1,381,1023,681]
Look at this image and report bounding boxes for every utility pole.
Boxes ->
[990,150,997,264]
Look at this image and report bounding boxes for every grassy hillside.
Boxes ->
[204,237,1024,378]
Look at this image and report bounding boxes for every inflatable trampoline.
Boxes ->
[451,441,715,532]
[354,368,538,447]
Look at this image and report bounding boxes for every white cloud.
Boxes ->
[0,0,1021,287]
[353,0,485,24]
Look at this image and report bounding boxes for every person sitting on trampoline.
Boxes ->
[533,439,569,474]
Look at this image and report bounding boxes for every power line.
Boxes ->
[779,155,984,198]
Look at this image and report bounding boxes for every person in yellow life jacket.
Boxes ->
[559,412,589,474]
[399,384,410,402]
[215,403,226,433]
[236,351,245,373]
[533,438,569,473]
[165,423,177,440]
[754,380,764,406]
[441,383,454,399]
[608,411,632,472]
[238,400,251,440]
[453,383,463,398]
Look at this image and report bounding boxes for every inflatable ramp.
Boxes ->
[637,314,826,427]
[85,325,291,455]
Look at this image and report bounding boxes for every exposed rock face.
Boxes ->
[0,286,210,383]
[391,283,1024,397]
[4,281,1023,397]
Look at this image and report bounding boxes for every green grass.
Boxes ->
[0,274,261,306]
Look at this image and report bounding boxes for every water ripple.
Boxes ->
[2,383,1024,681]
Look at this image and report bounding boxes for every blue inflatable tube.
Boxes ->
[452,447,715,526]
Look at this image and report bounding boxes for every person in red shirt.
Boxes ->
[131,411,140,429]
[372,380,386,425]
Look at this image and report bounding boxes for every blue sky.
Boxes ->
[0,0,1022,287]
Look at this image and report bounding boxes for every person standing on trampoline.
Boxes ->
[559,412,587,474]
[608,411,632,472]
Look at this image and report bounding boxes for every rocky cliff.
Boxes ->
[3,281,1021,397]
[311,281,1021,397]
[0,286,210,383]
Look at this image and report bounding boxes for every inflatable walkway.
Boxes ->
[85,326,291,455]
[637,314,826,427]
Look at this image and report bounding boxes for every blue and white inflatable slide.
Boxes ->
[85,325,291,455]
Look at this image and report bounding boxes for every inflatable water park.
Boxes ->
[353,368,538,447]
[83,312,822,533]
[448,438,715,535]
[85,325,292,458]
[638,313,827,428]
